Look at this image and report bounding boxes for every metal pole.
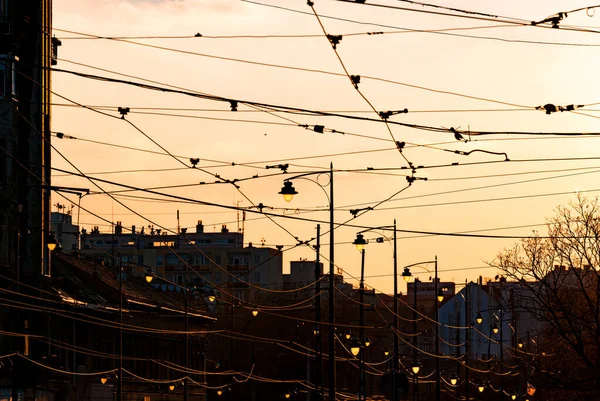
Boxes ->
[392,220,399,401]
[118,258,123,401]
[500,307,504,398]
[184,262,189,401]
[465,279,470,401]
[315,224,323,401]
[434,256,440,401]
[413,279,417,401]
[328,163,336,401]
[359,249,365,401]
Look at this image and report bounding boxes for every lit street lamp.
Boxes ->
[278,164,335,401]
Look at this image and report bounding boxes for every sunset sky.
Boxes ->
[50,0,600,294]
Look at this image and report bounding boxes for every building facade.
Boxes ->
[79,221,283,301]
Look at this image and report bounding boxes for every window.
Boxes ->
[254,255,261,265]
[192,254,207,265]
[165,253,179,265]
[216,255,222,265]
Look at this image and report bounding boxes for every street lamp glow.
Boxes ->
[47,234,57,251]
[492,323,499,335]
[384,349,389,357]
[217,390,223,396]
[169,385,175,391]
[364,338,371,347]
[350,339,361,356]
[100,376,108,385]
[279,181,298,203]
[478,383,485,393]
[476,312,483,325]
[208,294,216,303]
[437,288,444,303]
[518,339,524,348]
[345,331,352,340]
[252,309,259,317]
[144,269,154,283]
[353,233,367,252]
[411,361,421,375]
[449,374,458,386]
[511,394,517,400]
[285,393,291,399]
[401,267,412,282]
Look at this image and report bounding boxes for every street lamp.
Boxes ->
[411,360,421,375]
[492,323,500,335]
[353,233,367,252]
[511,394,517,400]
[169,384,175,391]
[364,338,371,347]
[144,268,154,283]
[345,331,352,340]
[384,349,390,357]
[285,393,291,399]
[278,181,298,202]
[217,390,223,396]
[437,288,444,303]
[518,339,524,348]
[478,383,485,393]
[476,312,483,325]
[401,267,412,282]
[100,376,108,385]
[449,373,458,386]
[47,233,58,251]
[252,309,259,317]
[350,338,361,356]
[278,164,335,401]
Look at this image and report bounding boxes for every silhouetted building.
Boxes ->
[79,221,283,301]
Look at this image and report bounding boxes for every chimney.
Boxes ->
[115,221,122,235]
[221,224,229,233]
[196,220,204,233]
[132,225,136,235]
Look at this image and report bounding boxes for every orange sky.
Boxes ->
[50,0,600,294]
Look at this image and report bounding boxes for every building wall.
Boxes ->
[78,225,283,300]
[0,0,53,276]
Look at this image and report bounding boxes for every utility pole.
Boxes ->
[315,224,322,401]
[359,249,365,401]
[392,220,399,401]
[118,258,123,401]
[328,163,336,401]
[434,256,440,401]
[465,279,470,401]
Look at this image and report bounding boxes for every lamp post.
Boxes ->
[353,222,399,401]
[118,258,123,401]
[434,256,440,401]
[279,163,335,401]
[314,224,323,401]
[401,260,436,401]
[352,232,367,401]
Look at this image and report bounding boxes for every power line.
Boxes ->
[51,28,535,109]
[242,0,600,47]
[53,66,600,138]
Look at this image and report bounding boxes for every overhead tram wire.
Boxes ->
[336,0,600,35]
[241,0,600,47]
[5,79,322,301]
[307,2,414,169]
[51,32,534,110]
[53,66,600,137]
[50,157,600,241]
